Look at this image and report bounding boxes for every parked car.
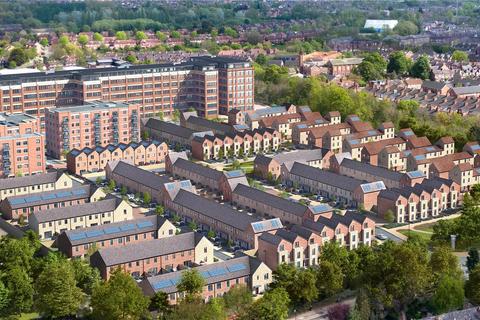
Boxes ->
[376,234,388,241]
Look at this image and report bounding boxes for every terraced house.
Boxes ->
[30,196,134,240]
[90,232,214,279]
[66,140,168,175]
[56,215,176,258]
[139,255,272,303]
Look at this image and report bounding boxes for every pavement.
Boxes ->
[375,226,405,242]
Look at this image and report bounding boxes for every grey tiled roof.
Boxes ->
[340,158,403,181]
[259,232,283,246]
[144,119,194,139]
[288,162,363,192]
[140,255,260,295]
[187,116,235,134]
[92,232,205,266]
[233,184,307,217]
[173,189,259,231]
[32,197,121,223]
[173,158,223,180]
[111,160,171,190]
[276,229,302,242]
[0,171,62,191]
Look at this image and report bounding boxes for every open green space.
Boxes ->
[398,229,432,243]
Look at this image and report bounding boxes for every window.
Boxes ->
[216,283,221,289]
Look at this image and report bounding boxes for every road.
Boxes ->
[375,227,404,243]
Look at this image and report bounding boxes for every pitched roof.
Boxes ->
[91,232,205,266]
[186,116,235,135]
[32,197,122,223]
[140,255,263,295]
[144,118,194,139]
[0,171,63,190]
[288,162,364,192]
[4,185,92,209]
[173,189,260,231]
[110,160,171,190]
[340,158,403,181]
[259,232,284,246]
[172,158,223,180]
[61,215,166,246]
[233,184,308,217]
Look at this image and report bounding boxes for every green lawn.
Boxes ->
[398,229,432,242]
[415,223,436,233]
[224,160,254,174]
[19,313,39,320]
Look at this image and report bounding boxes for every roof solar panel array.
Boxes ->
[67,219,156,242]
[7,188,88,207]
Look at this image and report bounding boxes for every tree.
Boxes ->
[244,287,290,320]
[0,280,9,315]
[95,177,103,185]
[108,179,116,191]
[410,56,431,80]
[115,31,128,40]
[328,303,350,320]
[255,54,267,65]
[429,246,462,280]
[431,275,464,314]
[143,192,151,205]
[316,260,343,299]
[224,27,238,38]
[91,269,149,320]
[2,266,33,315]
[172,109,181,122]
[125,54,137,64]
[171,31,181,39]
[246,31,262,45]
[58,35,70,46]
[452,50,468,62]
[34,260,83,318]
[188,221,197,231]
[207,230,216,239]
[156,31,167,41]
[177,269,205,298]
[294,268,318,306]
[78,34,89,47]
[8,48,28,66]
[466,265,480,305]
[135,31,147,41]
[120,185,127,196]
[93,32,104,42]
[155,205,164,216]
[387,51,412,76]
[394,20,419,36]
[39,38,49,46]
[222,284,253,317]
[356,61,383,81]
[467,248,479,272]
[71,258,101,295]
[149,291,172,316]
[352,288,371,320]
[397,100,419,116]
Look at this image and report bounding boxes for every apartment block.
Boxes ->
[253,149,333,180]
[89,232,214,279]
[0,184,105,220]
[164,188,283,249]
[67,140,168,175]
[281,162,386,210]
[139,255,272,303]
[56,215,176,258]
[0,170,72,201]
[0,57,253,122]
[0,113,45,177]
[30,196,134,240]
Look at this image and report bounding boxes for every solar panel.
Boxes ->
[311,204,331,213]
[57,191,73,198]
[225,170,243,178]
[425,146,435,152]
[251,222,264,233]
[200,271,211,278]
[407,170,424,178]
[85,230,104,238]
[208,267,228,277]
[120,224,136,231]
[350,116,360,121]
[414,154,426,160]
[166,183,175,191]
[72,189,87,196]
[152,279,174,290]
[471,145,480,151]
[25,195,42,203]
[368,130,377,135]
[9,198,25,205]
[43,193,57,200]
[104,227,121,234]
[137,221,154,229]
[349,139,359,145]
[271,219,281,228]
[180,180,191,188]
[70,233,86,241]
[227,263,247,273]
